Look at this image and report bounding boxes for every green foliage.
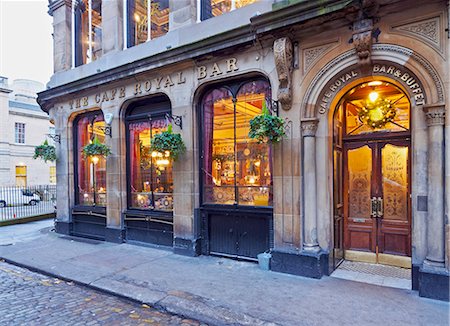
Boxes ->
[33,139,57,163]
[150,124,186,161]
[248,102,286,144]
[81,137,111,158]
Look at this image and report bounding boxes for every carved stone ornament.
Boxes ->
[301,119,319,137]
[352,19,373,65]
[274,37,293,111]
[423,104,445,127]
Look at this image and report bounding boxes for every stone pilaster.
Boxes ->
[301,118,319,251]
[48,0,72,72]
[102,0,124,55]
[423,104,446,268]
[169,0,197,31]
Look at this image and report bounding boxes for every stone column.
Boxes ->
[102,0,124,55]
[423,104,446,268]
[301,118,319,252]
[48,0,72,72]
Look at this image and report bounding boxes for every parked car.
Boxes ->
[0,188,41,207]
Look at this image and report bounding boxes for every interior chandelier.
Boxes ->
[358,91,396,129]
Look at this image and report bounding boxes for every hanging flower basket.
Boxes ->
[150,124,186,161]
[82,136,111,158]
[249,102,286,144]
[33,139,57,162]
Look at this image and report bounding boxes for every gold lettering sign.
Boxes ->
[69,58,239,110]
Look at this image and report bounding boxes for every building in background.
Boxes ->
[38,0,449,301]
[0,77,56,186]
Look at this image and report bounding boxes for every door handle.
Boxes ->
[377,197,383,218]
[371,197,378,218]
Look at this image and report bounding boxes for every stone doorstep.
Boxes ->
[0,257,277,326]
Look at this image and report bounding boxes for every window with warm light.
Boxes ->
[75,112,107,206]
[200,0,258,21]
[15,166,27,187]
[126,96,173,212]
[340,81,410,136]
[74,0,102,66]
[50,166,57,184]
[127,0,169,47]
[201,79,273,207]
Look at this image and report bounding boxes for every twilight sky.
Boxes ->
[0,0,53,86]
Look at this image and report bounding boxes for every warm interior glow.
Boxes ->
[91,156,99,165]
[367,81,383,86]
[156,159,170,166]
[369,91,379,102]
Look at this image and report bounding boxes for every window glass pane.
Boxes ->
[129,118,173,211]
[202,88,235,204]
[91,0,103,61]
[133,0,148,45]
[235,81,272,206]
[15,166,27,187]
[151,0,169,39]
[76,113,107,206]
[15,123,25,144]
[75,0,102,64]
[344,81,410,136]
[50,166,57,184]
[201,80,272,207]
[210,0,257,17]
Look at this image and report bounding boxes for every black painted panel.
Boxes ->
[125,219,173,247]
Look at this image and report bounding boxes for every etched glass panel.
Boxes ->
[382,144,408,220]
[348,146,372,219]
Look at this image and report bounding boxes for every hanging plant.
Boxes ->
[358,97,397,129]
[150,124,186,161]
[249,102,285,144]
[33,139,57,162]
[82,136,111,158]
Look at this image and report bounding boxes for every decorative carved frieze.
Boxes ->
[423,104,445,127]
[274,37,293,111]
[303,41,339,74]
[301,119,318,137]
[352,19,374,65]
[392,16,442,54]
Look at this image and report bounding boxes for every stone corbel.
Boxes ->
[274,37,293,111]
[352,18,374,66]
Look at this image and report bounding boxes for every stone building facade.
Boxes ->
[0,77,56,186]
[38,0,449,301]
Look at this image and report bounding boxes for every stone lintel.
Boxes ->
[423,103,445,126]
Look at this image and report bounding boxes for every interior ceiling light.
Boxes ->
[368,81,383,86]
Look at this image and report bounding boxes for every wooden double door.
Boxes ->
[343,139,411,261]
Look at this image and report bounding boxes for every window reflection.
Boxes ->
[75,0,102,65]
[76,113,107,206]
[202,80,273,207]
[202,0,258,20]
[341,81,410,136]
[129,0,169,47]
[128,118,173,211]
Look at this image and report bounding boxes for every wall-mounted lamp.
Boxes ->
[165,113,183,129]
[46,133,61,143]
[98,113,113,137]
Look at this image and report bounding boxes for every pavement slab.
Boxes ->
[0,221,449,326]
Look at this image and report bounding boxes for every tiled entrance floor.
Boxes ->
[331,260,411,290]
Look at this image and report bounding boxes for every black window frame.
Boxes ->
[197,76,273,211]
[125,94,173,218]
[73,110,106,209]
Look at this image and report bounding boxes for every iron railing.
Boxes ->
[0,185,56,222]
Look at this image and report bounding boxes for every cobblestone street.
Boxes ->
[0,261,204,326]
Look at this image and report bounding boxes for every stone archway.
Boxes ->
[299,45,446,292]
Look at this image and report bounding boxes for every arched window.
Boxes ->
[200,79,273,207]
[126,95,173,213]
[74,111,107,206]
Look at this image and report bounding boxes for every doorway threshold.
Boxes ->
[330,260,411,290]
